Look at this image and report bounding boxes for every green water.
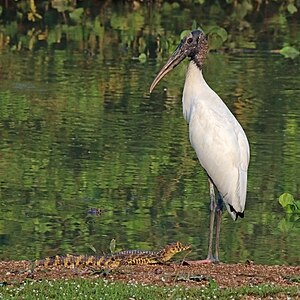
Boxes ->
[0,49,298,265]
[0,0,299,265]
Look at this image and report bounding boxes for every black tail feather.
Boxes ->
[229,204,244,220]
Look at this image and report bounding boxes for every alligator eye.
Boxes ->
[187,37,193,44]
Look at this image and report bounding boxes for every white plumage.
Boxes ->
[150,30,250,262]
[183,62,250,220]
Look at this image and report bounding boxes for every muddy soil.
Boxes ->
[1,260,300,291]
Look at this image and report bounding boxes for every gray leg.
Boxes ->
[214,194,224,262]
[207,178,216,261]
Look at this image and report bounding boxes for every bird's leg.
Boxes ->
[185,179,219,265]
[214,194,224,262]
[206,177,217,261]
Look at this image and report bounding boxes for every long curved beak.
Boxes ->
[149,44,186,93]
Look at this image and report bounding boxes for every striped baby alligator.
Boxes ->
[34,241,190,269]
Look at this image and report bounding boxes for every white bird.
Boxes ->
[150,30,250,263]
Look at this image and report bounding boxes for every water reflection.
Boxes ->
[0,48,299,265]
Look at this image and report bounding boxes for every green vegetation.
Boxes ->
[0,0,299,58]
[279,193,300,214]
[0,279,299,300]
[278,193,300,234]
[279,46,300,59]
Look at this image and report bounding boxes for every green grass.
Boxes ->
[0,279,299,300]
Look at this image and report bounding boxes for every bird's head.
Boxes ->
[150,30,208,93]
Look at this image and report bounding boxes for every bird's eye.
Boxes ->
[187,37,193,44]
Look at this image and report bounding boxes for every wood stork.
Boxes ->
[150,30,250,263]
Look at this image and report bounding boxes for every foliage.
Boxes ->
[109,239,116,254]
[0,0,299,57]
[205,26,228,50]
[279,46,300,59]
[279,193,300,214]
[0,279,299,300]
[278,193,300,234]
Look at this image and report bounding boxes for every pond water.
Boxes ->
[0,19,299,265]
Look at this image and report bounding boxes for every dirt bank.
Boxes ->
[1,260,300,290]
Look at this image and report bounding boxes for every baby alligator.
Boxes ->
[34,241,190,269]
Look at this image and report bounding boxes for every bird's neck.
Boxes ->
[188,60,203,76]
[182,62,210,123]
[192,39,208,70]
[185,61,208,91]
